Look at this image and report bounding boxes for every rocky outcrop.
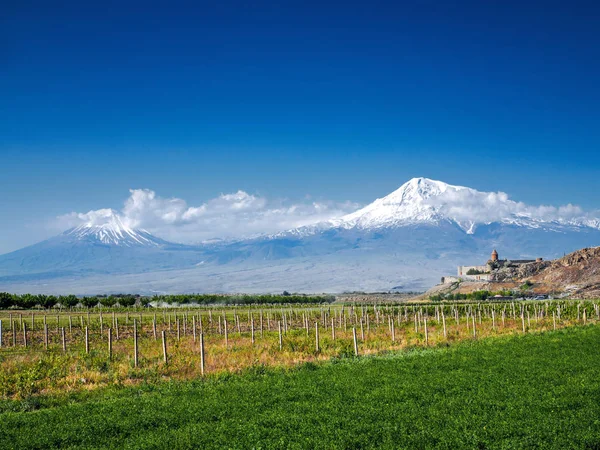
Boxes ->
[490,260,551,282]
[528,247,600,298]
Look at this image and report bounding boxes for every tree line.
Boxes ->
[429,289,514,302]
[0,292,335,309]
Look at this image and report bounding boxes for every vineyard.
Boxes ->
[0,299,599,399]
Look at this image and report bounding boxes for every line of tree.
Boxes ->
[0,292,335,309]
[429,289,514,302]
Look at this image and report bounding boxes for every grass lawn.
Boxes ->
[1,326,599,449]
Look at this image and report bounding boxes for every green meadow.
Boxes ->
[0,325,599,449]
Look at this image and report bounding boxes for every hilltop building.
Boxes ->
[442,250,543,283]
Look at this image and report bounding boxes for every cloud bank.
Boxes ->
[58,189,361,243]
[56,183,599,244]
[427,188,590,225]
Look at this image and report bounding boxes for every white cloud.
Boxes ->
[55,184,598,243]
[57,189,361,243]
[427,188,587,224]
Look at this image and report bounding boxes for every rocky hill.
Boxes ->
[529,247,600,298]
[424,247,600,299]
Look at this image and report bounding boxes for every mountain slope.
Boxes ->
[64,210,165,247]
[0,210,209,281]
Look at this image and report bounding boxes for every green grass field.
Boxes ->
[1,325,599,449]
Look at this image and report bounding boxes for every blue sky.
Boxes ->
[1,1,599,253]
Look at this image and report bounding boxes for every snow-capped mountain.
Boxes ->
[64,209,165,247]
[1,177,599,294]
[333,177,600,233]
[274,177,599,238]
[339,177,466,228]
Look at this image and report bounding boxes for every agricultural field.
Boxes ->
[0,320,599,448]
[0,299,598,399]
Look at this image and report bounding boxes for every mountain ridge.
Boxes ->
[1,177,599,294]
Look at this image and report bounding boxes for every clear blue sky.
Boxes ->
[1,1,599,252]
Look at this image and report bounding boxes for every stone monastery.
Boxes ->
[442,250,543,284]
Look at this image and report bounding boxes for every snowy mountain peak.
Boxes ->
[383,177,464,203]
[64,209,162,247]
[340,178,470,229]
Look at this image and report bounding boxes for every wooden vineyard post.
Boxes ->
[251,317,255,345]
[85,326,89,354]
[115,318,119,340]
[69,316,72,334]
[472,316,476,338]
[44,324,48,350]
[424,318,428,345]
[108,328,112,361]
[442,311,447,339]
[353,327,358,356]
[177,319,180,341]
[278,321,283,351]
[193,316,197,342]
[199,332,205,376]
[153,319,157,341]
[553,312,556,331]
[12,321,16,347]
[391,318,395,343]
[315,322,320,353]
[521,313,526,333]
[492,310,496,330]
[133,319,138,368]
[260,311,264,337]
[162,331,168,365]
[61,327,66,352]
[23,323,27,348]
[360,319,364,341]
[331,318,335,341]
[224,319,228,349]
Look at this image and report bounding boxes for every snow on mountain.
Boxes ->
[339,177,467,229]
[64,209,163,247]
[329,177,600,234]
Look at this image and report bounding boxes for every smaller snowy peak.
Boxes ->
[65,209,162,247]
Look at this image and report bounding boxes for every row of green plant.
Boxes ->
[429,289,514,301]
[0,292,335,309]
